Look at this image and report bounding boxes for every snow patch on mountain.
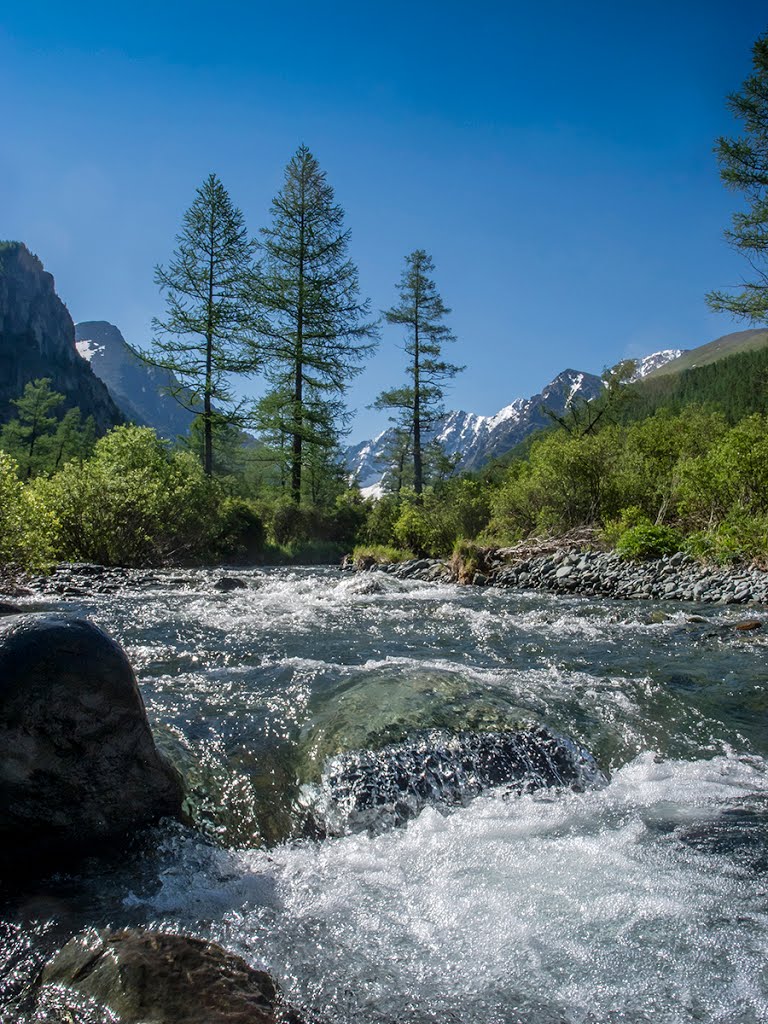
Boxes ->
[75,338,105,363]
[347,368,603,492]
[346,350,689,494]
[627,349,684,382]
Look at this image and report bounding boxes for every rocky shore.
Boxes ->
[352,546,768,606]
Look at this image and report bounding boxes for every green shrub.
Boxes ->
[34,425,220,566]
[267,497,317,545]
[212,497,266,561]
[361,494,403,546]
[0,450,58,569]
[616,523,683,561]
[392,503,432,555]
[683,511,768,567]
[601,506,652,547]
[351,544,414,565]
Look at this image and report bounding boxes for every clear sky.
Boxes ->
[1,1,765,441]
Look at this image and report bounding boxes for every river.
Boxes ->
[2,566,768,1023]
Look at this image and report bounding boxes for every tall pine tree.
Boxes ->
[375,250,462,495]
[254,146,377,504]
[147,173,257,476]
[707,30,768,322]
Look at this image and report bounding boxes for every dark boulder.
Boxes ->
[38,928,299,1023]
[213,576,248,592]
[0,601,23,616]
[0,614,183,873]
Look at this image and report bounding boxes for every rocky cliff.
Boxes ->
[0,243,122,432]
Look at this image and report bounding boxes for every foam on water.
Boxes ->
[5,569,768,1022]
[114,752,768,1023]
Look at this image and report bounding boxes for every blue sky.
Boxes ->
[1,2,765,441]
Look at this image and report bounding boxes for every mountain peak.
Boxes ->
[74,321,197,439]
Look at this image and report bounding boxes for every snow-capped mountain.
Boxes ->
[347,349,685,494]
[347,368,604,492]
[75,321,197,439]
[626,349,684,382]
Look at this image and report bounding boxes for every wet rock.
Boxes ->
[38,928,298,1023]
[304,726,606,836]
[0,614,184,873]
[213,576,248,592]
[0,601,23,616]
[343,575,385,596]
[66,563,107,576]
[734,619,763,631]
[354,553,378,571]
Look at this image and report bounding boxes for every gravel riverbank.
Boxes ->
[354,547,768,606]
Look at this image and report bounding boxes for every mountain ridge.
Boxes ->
[0,243,122,432]
[346,350,685,495]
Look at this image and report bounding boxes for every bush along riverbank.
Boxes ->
[347,540,768,606]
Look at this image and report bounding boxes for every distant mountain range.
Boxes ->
[75,321,197,439]
[346,350,684,495]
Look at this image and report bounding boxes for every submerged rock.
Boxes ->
[38,928,299,1023]
[213,576,248,592]
[0,614,184,873]
[302,726,606,836]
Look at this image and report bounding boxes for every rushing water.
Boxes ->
[3,567,768,1022]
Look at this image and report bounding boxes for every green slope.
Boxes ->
[645,328,768,378]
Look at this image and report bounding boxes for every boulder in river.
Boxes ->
[302,726,606,836]
[0,614,184,873]
[38,927,299,1023]
[213,576,248,592]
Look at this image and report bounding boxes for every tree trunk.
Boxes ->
[203,215,215,477]
[413,318,422,496]
[291,201,306,504]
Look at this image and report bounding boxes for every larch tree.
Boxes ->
[146,173,258,476]
[254,145,378,505]
[707,29,768,322]
[374,250,462,495]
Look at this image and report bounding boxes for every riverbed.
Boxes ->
[2,566,768,1023]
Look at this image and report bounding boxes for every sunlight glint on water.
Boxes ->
[2,567,768,1023]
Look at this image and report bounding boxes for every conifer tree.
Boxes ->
[147,173,257,476]
[254,146,377,504]
[375,250,462,495]
[707,30,768,322]
[0,378,64,477]
[51,408,96,471]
